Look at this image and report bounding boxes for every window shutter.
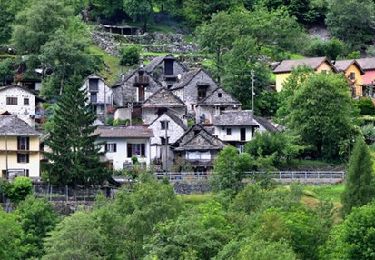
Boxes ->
[105,144,108,152]
[17,137,20,150]
[141,144,145,156]
[26,137,29,150]
[114,144,117,152]
[26,154,29,163]
[127,144,132,158]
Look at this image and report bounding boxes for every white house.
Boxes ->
[82,75,113,122]
[0,85,43,127]
[94,125,153,170]
[148,111,187,169]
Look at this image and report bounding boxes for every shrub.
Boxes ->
[120,45,141,66]
[355,97,375,115]
[5,177,33,204]
[113,118,130,126]
[304,38,347,60]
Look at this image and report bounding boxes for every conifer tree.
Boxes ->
[341,137,375,216]
[45,79,108,186]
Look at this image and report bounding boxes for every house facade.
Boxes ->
[82,75,113,122]
[94,125,153,170]
[0,85,43,127]
[0,115,41,178]
[357,57,375,101]
[334,60,364,97]
[273,57,336,92]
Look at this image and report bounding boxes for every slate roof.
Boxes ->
[149,110,188,131]
[142,88,185,108]
[213,110,259,126]
[334,60,365,74]
[144,56,165,74]
[253,116,279,133]
[273,57,336,74]
[170,69,202,90]
[356,57,375,71]
[199,88,241,106]
[172,124,224,151]
[0,115,40,136]
[94,125,154,138]
[0,85,37,96]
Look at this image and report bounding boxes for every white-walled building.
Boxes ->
[148,111,187,169]
[82,75,113,122]
[94,125,153,170]
[0,85,43,127]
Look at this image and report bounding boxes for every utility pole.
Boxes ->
[5,134,8,179]
[251,69,255,112]
[162,120,169,171]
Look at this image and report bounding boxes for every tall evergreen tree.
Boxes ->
[45,79,108,186]
[341,137,375,216]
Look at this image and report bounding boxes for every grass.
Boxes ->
[87,45,124,85]
[281,159,345,171]
[178,193,213,205]
[303,184,344,203]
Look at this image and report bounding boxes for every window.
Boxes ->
[105,143,117,153]
[226,128,232,135]
[17,137,29,150]
[198,86,207,100]
[349,72,356,80]
[218,92,222,98]
[127,143,145,157]
[24,98,29,105]
[89,78,99,92]
[90,93,97,103]
[160,137,170,145]
[321,70,327,74]
[6,97,17,105]
[160,121,169,130]
[17,153,29,163]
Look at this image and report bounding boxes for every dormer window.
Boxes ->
[89,78,99,92]
[218,92,222,98]
[197,85,208,101]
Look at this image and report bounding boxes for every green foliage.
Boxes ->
[0,58,15,85]
[120,45,141,66]
[43,211,107,259]
[255,90,279,116]
[341,137,375,216]
[287,73,355,160]
[12,0,73,54]
[326,0,375,50]
[146,200,232,259]
[16,196,58,259]
[0,209,24,259]
[323,202,375,259]
[123,0,153,30]
[113,118,130,126]
[212,146,255,193]
[361,124,375,144]
[45,80,109,186]
[245,132,304,167]
[91,0,125,21]
[355,97,375,115]
[304,38,347,60]
[5,177,33,204]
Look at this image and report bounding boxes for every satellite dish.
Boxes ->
[177,74,182,80]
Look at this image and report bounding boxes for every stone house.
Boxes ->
[144,54,187,88]
[0,115,42,178]
[212,110,260,152]
[112,67,162,121]
[142,87,186,124]
[357,57,375,102]
[147,111,188,170]
[171,124,225,172]
[0,85,44,127]
[171,68,220,116]
[94,125,153,170]
[196,87,241,124]
[81,75,113,123]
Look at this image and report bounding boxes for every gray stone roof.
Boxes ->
[253,116,279,132]
[172,124,224,151]
[149,110,188,131]
[334,60,364,74]
[213,110,259,126]
[171,69,201,90]
[199,88,241,106]
[0,115,40,136]
[144,56,165,74]
[0,85,37,96]
[273,57,336,74]
[94,125,154,138]
[143,88,185,108]
[357,57,375,70]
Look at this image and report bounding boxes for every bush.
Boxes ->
[5,177,33,204]
[361,124,375,144]
[304,38,347,60]
[120,45,141,66]
[355,97,375,115]
[113,118,130,126]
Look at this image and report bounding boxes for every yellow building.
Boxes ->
[0,115,41,178]
[334,60,365,97]
[273,57,337,92]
